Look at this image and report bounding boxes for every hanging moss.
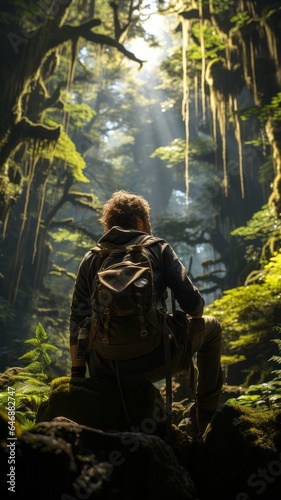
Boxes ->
[40,119,89,183]
[178,0,281,215]
[181,17,191,201]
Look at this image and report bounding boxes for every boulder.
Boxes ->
[1,374,281,500]
[36,376,168,434]
[193,404,281,500]
[0,413,197,500]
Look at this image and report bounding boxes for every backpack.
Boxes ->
[88,234,167,361]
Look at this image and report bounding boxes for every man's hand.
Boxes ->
[71,366,86,378]
[70,344,86,377]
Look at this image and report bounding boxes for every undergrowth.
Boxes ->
[0,323,57,430]
[226,336,281,410]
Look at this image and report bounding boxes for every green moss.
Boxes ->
[235,406,281,452]
[36,376,166,433]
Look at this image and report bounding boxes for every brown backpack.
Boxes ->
[88,234,167,360]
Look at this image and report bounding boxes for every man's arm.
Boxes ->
[69,252,93,376]
[162,244,204,316]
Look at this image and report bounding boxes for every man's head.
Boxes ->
[100,190,151,234]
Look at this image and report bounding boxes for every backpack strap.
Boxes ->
[91,235,165,257]
[91,241,123,255]
[163,320,173,440]
[139,235,166,248]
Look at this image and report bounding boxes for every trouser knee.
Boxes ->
[204,316,222,337]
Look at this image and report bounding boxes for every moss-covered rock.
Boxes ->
[0,413,197,500]
[193,404,281,500]
[36,376,167,434]
[1,400,281,499]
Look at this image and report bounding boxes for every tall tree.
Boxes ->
[0,0,156,367]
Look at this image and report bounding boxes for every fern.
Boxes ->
[227,337,281,410]
[0,323,58,429]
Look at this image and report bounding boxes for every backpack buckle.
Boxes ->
[104,307,110,316]
[140,330,148,337]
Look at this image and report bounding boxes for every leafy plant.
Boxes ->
[205,251,281,382]
[240,92,281,124]
[231,204,277,243]
[226,336,281,410]
[0,323,57,429]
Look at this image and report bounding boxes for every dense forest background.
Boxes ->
[0,0,281,388]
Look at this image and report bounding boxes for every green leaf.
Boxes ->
[18,350,40,361]
[247,383,272,394]
[236,395,260,402]
[41,351,52,365]
[35,322,48,341]
[41,343,58,351]
[24,338,39,346]
[225,398,240,405]
[23,361,45,373]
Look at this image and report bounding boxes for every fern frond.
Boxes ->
[23,361,47,374]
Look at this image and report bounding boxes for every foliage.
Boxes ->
[62,101,96,129]
[151,138,185,168]
[0,323,56,430]
[231,204,277,242]
[189,23,226,60]
[205,251,281,381]
[240,93,281,125]
[230,11,251,30]
[209,0,236,14]
[0,162,23,205]
[40,119,89,183]
[18,322,57,370]
[227,337,281,410]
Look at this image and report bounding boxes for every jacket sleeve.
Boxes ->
[69,251,94,345]
[161,243,204,316]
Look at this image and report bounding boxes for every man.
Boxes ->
[69,190,223,436]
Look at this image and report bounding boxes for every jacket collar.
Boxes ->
[99,226,148,245]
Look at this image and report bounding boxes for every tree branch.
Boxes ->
[66,191,102,211]
[49,219,100,242]
[42,82,65,111]
[45,187,101,228]
[0,118,60,167]
[55,25,145,67]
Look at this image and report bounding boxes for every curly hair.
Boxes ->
[100,190,151,233]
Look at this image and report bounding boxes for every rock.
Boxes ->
[0,367,25,390]
[36,376,168,435]
[0,414,198,500]
[193,404,281,500]
[2,374,281,500]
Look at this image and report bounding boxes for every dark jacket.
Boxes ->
[69,226,204,345]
